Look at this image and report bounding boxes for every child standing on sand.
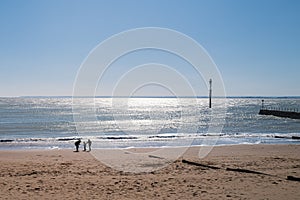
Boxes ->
[83,141,87,151]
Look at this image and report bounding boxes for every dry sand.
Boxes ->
[0,144,300,199]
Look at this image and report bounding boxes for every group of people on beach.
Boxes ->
[74,139,92,152]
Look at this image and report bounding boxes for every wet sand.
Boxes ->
[0,144,300,199]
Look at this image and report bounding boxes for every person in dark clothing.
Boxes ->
[74,139,81,152]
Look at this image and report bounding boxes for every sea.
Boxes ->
[0,97,299,150]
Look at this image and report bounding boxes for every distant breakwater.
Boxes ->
[259,109,300,119]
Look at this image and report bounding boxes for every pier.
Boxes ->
[259,100,300,119]
[259,109,300,119]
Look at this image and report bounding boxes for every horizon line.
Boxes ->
[1,95,300,99]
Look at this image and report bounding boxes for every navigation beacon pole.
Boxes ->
[209,79,212,108]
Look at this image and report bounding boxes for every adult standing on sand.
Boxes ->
[74,139,81,152]
[87,139,92,151]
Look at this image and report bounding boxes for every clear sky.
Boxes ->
[0,0,299,97]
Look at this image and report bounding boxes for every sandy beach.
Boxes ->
[0,144,300,200]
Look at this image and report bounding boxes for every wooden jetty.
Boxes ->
[259,109,300,119]
[258,100,300,119]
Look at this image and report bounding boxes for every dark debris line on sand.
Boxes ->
[181,160,221,170]
[181,159,300,182]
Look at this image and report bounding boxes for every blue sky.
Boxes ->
[0,0,299,97]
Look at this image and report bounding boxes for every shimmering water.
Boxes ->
[0,97,299,149]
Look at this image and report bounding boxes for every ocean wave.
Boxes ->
[1,132,300,144]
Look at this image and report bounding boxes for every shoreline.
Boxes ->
[1,134,300,151]
[1,140,300,150]
[1,144,300,199]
